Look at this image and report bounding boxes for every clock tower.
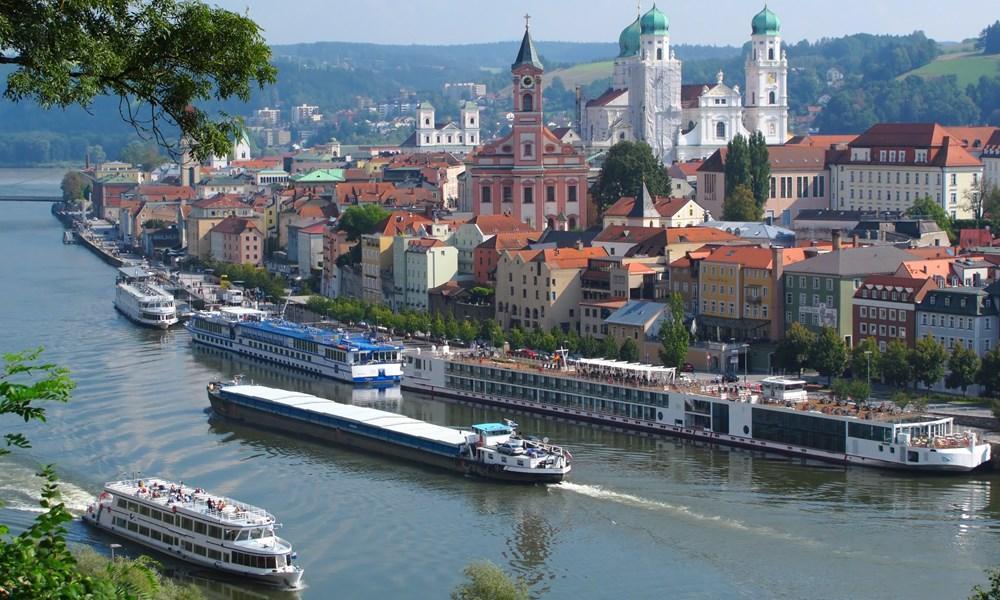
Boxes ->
[744,5,788,144]
[510,15,544,169]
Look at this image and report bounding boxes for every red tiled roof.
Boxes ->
[841,123,982,168]
[378,211,433,236]
[959,229,995,249]
[585,88,627,108]
[681,84,710,109]
[468,214,536,234]
[191,194,246,209]
[230,158,282,170]
[785,134,857,147]
[209,216,259,235]
[699,146,829,173]
[674,160,703,177]
[604,195,698,219]
[299,222,328,235]
[132,184,197,201]
[407,238,445,251]
[944,126,999,151]
[532,246,608,269]
[853,275,937,301]
[475,232,540,251]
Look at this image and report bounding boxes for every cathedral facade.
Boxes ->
[580,5,788,163]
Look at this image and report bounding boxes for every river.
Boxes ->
[0,171,998,599]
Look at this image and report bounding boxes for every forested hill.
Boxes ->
[0,30,997,166]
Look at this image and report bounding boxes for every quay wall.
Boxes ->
[75,230,126,268]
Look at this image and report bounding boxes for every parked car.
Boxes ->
[681,362,695,373]
[722,372,739,383]
[497,439,525,456]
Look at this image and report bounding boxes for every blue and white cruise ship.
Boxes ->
[186,307,403,386]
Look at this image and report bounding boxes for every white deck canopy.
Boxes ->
[572,358,676,385]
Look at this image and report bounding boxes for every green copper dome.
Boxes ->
[618,17,641,57]
[639,5,668,35]
[751,6,780,35]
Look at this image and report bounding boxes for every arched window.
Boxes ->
[547,217,556,230]
[716,122,726,138]
[768,91,776,105]
[656,48,663,60]
[424,118,430,125]
[568,216,577,230]
[753,49,758,60]
[522,93,533,112]
[768,48,774,60]
[469,117,475,125]
[768,123,776,136]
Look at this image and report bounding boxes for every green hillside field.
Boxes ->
[903,52,1000,87]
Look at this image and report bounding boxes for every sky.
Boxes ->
[213,0,997,47]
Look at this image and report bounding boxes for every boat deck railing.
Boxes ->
[106,478,275,526]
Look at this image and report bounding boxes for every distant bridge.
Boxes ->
[0,195,62,202]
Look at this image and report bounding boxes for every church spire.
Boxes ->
[512,15,544,71]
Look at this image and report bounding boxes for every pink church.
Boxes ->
[468,22,589,231]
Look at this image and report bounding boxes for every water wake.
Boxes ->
[0,463,93,515]
[553,482,813,544]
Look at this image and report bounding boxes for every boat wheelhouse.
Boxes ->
[403,348,991,472]
[114,266,178,329]
[186,307,403,385]
[208,382,572,483]
[83,477,303,588]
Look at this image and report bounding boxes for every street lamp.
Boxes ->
[110,543,122,561]
[864,350,872,406]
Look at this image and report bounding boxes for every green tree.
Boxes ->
[976,20,1000,54]
[60,170,89,205]
[337,204,391,241]
[618,337,639,362]
[451,560,529,600]
[882,339,914,388]
[600,335,619,359]
[850,337,881,383]
[509,327,526,350]
[458,319,478,345]
[722,183,763,221]
[444,314,460,341]
[724,133,751,196]
[774,322,816,376]
[0,1,276,160]
[593,141,670,214]
[658,293,689,368]
[909,336,947,390]
[119,140,165,171]
[809,327,847,384]
[578,336,597,358]
[86,144,107,164]
[945,344,981,396]
[430,314,446,339]
[976,346,1000,397]
[748,131,771,209]
[907,196,954,240]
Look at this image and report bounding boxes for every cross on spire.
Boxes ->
[523,13,531,30]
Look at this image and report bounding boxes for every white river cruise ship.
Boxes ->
[113,266,178,329]
[186,307,403,386]
[403,348,992,472]
[83,476,303,588]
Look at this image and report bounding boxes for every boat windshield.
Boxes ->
[241,526,274,540]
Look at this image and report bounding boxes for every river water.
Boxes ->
[0,173,999,599]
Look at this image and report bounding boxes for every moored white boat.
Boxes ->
[403,347,992,472]
[114,266,178,329]
[83,476,303,589]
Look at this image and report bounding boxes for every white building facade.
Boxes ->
[580,5,788,163]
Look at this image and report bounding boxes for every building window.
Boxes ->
[716,122,726,138]
[568,185,578,203]
[502,186,512,203]
[481,187,491,203]
[657,47,663,60]
[524,142,533,157]
[546,185,555,203]
[522,93,533,112]
[523,187,533,204]
[768,91,776,104]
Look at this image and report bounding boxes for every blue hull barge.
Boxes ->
[207,382,571,483]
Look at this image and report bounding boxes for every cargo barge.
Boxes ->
[207,382,571,483]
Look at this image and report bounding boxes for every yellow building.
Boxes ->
[185,195,257,259]
[360,212,434,305]
[697,246,806,341]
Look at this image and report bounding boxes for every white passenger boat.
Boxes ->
[186,307,403,386]
[403,348,992,472]
[114,266,178,329]
[83,476,303,589]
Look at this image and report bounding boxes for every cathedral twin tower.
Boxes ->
[581,5,788,163]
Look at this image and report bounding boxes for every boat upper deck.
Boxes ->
[105,478,274,527]
[440,351,953,427]
[205,308,401,352]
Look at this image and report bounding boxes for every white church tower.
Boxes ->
[629,4,682,162]
[459,101,480,146]
[743,5,788,144]
[416,101,435,147]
